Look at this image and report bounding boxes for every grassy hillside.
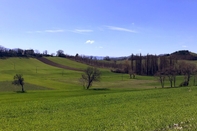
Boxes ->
[1,57,197,130]
[0,57,193,92]
[0,57,82,90]
[0,57,159,91]
[0,57,192,91]
[45,57,89,70]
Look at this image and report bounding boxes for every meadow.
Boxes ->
[0,57,197,130]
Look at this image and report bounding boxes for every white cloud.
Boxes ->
[98,46,103,49]
[138,49,142,52]
[27,29,65,33]
[182,45,187,48]
[73,29,93,33]
[26,31,34,33]
[45,29,64,33]
[86,40,95,44]
[29,29,93,34]
[36,31,42,33]
[106,26,136,33]
[98,27,104,31]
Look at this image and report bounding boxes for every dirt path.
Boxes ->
[37,57,83,71]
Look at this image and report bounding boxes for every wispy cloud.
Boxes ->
[138,49,142,52]
[27,29,65,33]
[35,31,42,33]
[26,31,36,33]
[106,26,136,33]
[45,29,64,33]
[86,40,95,44]
[182,45,187,48]
[27,28,94,34]
[73,29,93,33]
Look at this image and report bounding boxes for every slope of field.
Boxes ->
[1,57,197,130]
[44,57,89,70]
[37,57,83,71]
[0,57,160,92]
[0,57,83,91]
[1,57,189,91]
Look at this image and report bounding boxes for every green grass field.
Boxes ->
[0,57,197,130]
[1,87,197,130]
[45,57,89,70]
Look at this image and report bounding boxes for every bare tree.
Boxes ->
[51,53,55,56]
[43,50,48,55]
[12,74,25,92]
[80,67,101,89]
[128,69,135,79]
[123,60,130,73]
[34,49,40,54]
[165,66,177,87]
[179,61,197,86]
[104,56,111,61]
[56,50,64,57]
[135,54,142,75]
[155,70,165,88]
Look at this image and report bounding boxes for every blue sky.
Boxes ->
[0,0,197,57]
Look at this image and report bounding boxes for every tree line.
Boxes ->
[0,45,121,69]
[0,46,52,58]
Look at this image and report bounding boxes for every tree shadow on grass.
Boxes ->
[15,91,27,93]
[91,88,110,91]
[0,81,52,92]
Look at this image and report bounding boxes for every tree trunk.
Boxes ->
[173,76,176,87]
[21,85,25,92]
[187,75,191,86]
[86,81,92,89]
[162,81,164,88]
[133,74,135,79]
[170,80,172,88]
[194,75,196,86]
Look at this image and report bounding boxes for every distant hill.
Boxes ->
[170,50,197,60]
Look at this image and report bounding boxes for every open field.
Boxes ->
[45,57,89,70]
[0,57,160,91]
[1,87,197,130]
[0,57,197,130]
[0,57,83,90]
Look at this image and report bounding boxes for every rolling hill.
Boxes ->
[170,50,197,60]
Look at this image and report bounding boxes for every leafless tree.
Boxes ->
[128,69,135,79]
[43,50,48,55]
[56,50,64,57]
[12,74,25,92]
[104,56,111,61]
[155,70,166,88]
[123,60,130,73]
[179,61,197,86]
[80,67,101,89]
[164,66,178,87]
